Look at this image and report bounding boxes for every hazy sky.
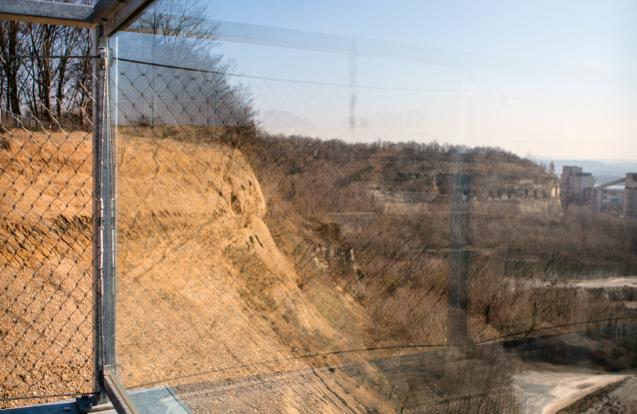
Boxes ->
[139,0,637,159]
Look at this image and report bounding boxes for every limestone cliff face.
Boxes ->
[115,134,391,412]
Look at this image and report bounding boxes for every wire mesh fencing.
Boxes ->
[0,54,97,408]
[115,57,254,131]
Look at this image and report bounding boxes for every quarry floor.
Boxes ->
[5,322,637,413]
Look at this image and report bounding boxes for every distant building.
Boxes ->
[560,166,594,205]
[625,173,637,219]
[593,185,624,214]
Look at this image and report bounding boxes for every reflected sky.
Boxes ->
[118,0,637,159]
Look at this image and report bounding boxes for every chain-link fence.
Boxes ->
[115,57,253,130]
[0,54,97,408]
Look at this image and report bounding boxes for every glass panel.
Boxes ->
[112,1,637,412]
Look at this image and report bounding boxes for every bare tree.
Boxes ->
[0,21,23,119]
[0,19,93,130]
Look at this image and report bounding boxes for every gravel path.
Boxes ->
[558,376,637,414]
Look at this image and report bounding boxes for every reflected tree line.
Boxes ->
[122,0,253,127]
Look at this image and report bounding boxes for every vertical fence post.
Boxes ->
[102,31,117,377]
[92,23,105,404]
[447,70,472,349]
[93,23,117,404]
[110,40,119,355]
[448,170,472,346]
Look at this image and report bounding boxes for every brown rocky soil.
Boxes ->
[0,130,94,408]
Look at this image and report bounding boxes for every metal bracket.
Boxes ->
[92,0,157,37]
[76,395,98,414]
[103,366,140,414]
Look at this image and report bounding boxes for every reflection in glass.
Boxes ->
[111,1,637,412]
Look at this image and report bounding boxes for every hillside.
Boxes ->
[117,126,637,387]
[2,126,637,411]
[236,130,637,345]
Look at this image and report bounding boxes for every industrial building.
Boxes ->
[560,166,595,205]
